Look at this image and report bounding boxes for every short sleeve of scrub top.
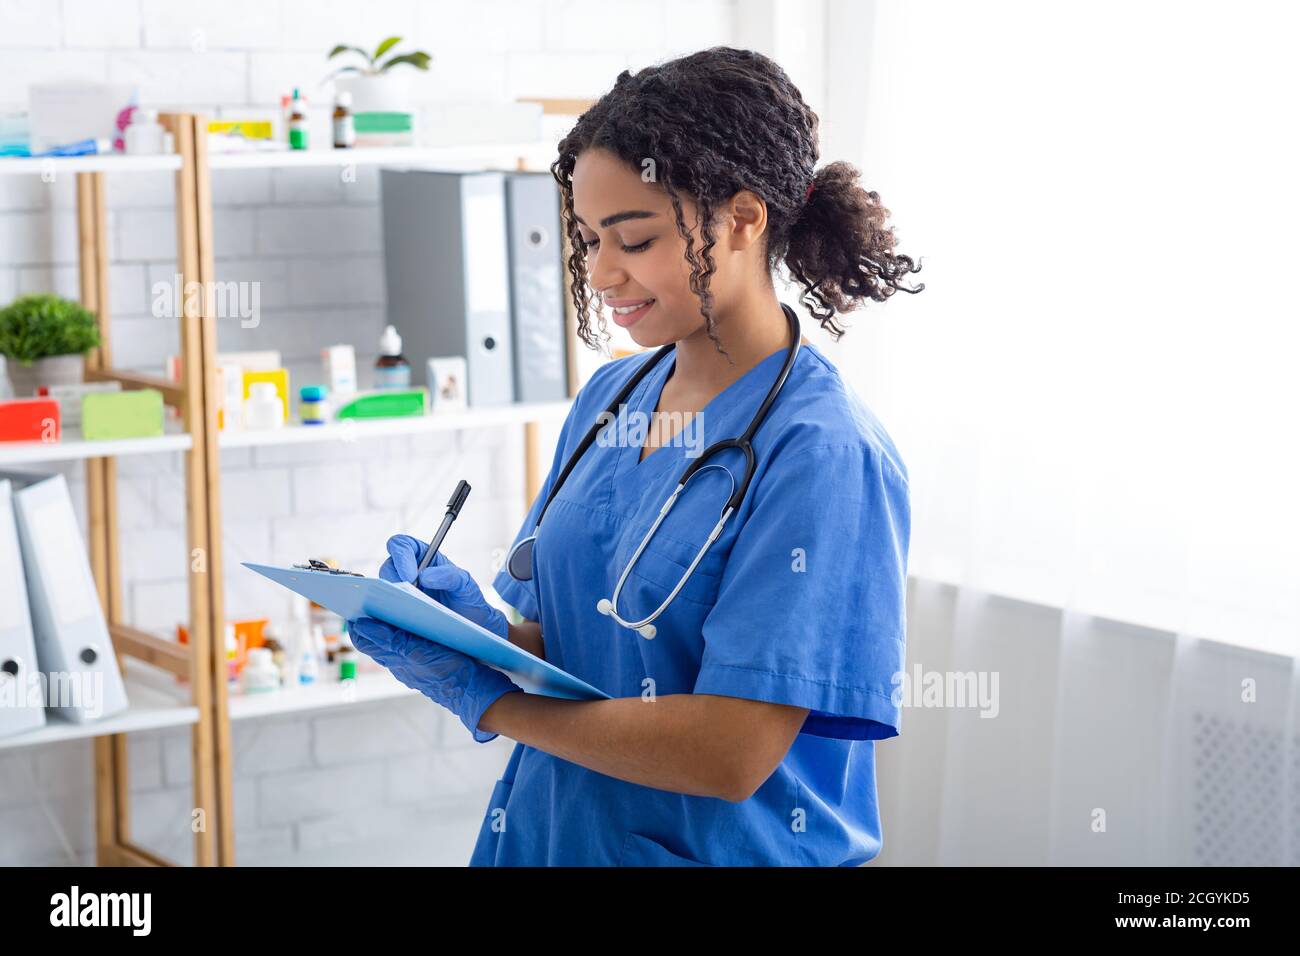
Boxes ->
[694,441,910,741]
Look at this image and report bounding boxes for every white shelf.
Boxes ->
[218,400,571,449]
[0,153,182,176]
[207,141,551,171]
[227,668,417,721]
[0,142,551,175]
[0,422,192,466]
[0,659,199,752]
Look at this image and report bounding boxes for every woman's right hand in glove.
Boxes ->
[379,534,510,642]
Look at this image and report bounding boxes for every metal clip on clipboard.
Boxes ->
[291,558,363,577]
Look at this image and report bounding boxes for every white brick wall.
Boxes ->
[0,0,739,867]
[0,697,513,865]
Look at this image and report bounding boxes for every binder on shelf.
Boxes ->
[0,479,45,738]
[0,469,129,725]
[505,171,569,403]
[380,169,517,407]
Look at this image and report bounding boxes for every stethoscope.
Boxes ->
[505,302,802,639]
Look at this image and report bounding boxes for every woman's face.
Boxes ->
[571,147,756,348]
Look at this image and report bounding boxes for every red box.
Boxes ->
[0,398,61,443]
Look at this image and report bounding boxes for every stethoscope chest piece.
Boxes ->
[505,534,536,581]
[596,597,656,639]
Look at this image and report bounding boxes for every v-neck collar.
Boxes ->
[625,342,794,472]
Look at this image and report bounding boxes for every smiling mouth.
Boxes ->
[611,299,653,315]
[610,299,656,327]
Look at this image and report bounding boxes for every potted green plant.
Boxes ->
[0,293,101,397]
[325,36,432,143]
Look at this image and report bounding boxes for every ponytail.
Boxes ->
[785,162,925,340]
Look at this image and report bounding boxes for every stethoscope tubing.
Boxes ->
[508,303,803,636]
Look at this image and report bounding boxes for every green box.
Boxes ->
[81,388,164,440]
[354,111,414,134]
[335,389,428,420]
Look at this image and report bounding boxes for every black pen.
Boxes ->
[417,480,472,573]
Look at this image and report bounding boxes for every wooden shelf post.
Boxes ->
[73,113,223,867]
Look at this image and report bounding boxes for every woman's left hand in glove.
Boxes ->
[348,619,521,743]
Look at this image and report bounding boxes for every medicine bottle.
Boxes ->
[288,87,308,150]
[333,91,355,149]
[374,325,412,389]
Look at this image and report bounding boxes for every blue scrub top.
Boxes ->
[472,335,911,866]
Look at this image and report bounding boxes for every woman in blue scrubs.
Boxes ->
[350,46,924,866]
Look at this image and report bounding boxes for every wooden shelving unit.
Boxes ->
[200,129,580,866]
[0,116,222,865]
[0,103,589,865]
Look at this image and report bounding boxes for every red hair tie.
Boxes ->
[805,182,815,202]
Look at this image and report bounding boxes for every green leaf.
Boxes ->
[372,36,402,61]
[379,51,431,73]
[327,43,373,64]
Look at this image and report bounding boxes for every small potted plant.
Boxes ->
[0,293,100,397]
[325,36,432,143]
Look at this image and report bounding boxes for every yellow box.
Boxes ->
[241,368,290,422]
[82,389,164,440]
[208,120,274,140]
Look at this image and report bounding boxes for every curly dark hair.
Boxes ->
[551,45,924,358]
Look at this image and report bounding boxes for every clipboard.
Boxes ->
[243,563,609,701]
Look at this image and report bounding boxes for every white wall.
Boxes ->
[0,0,735,867]
[838,0,1300,865]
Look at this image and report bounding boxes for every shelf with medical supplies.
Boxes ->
[0,143,549,176]
[216,400,572,449]
[206,141,552,171]
[0,658,200,753]
[0,421,192,465]
[1,104,586,866]
[226,668,418,721]
[0,153,184,176]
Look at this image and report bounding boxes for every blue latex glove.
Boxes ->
[350,616,521,743]
[379,534,510,641]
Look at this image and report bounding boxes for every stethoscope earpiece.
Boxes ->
[596,598,613,616]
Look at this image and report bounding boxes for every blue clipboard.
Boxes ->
[243,563,609,701]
